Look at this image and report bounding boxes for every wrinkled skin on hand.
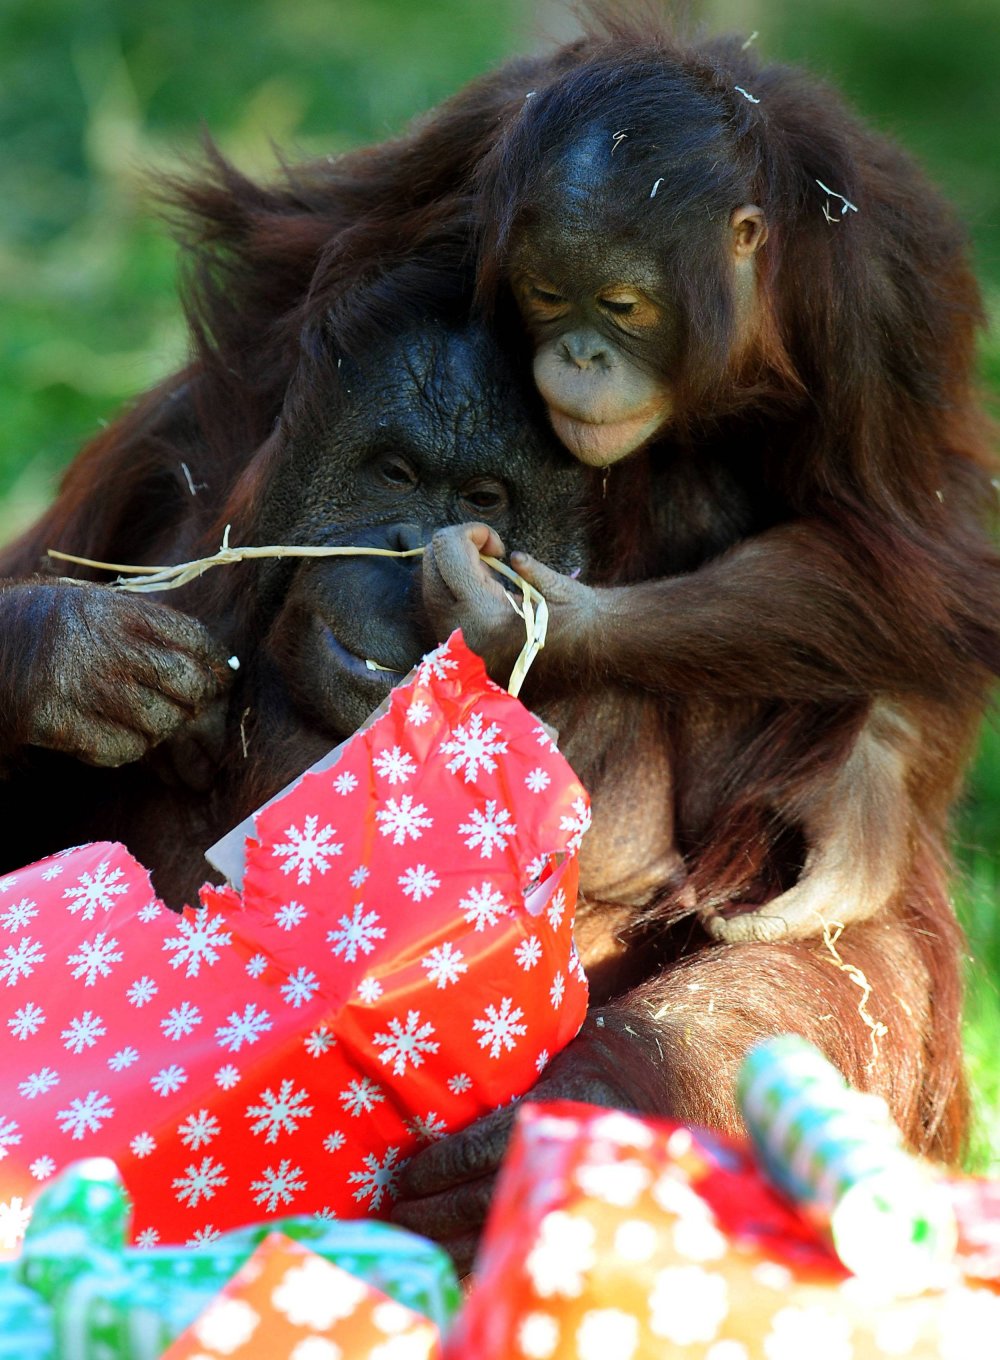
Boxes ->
[421,522,600,681]
[0,579,232,769]
[390,1009,665,1275]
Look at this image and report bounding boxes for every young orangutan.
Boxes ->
[419,19,999,946]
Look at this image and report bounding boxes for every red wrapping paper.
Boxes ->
[450,1102,1000,1359]
[0,635,589,1249]
[161,1231,441,1358]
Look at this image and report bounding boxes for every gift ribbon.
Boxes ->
[47,529,548,698]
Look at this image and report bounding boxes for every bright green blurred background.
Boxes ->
[2,0,999,1160]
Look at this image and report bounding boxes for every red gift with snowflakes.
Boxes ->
[449,1102,1000,1359]
[161,1230,441,1359]
[0,633,589,1251]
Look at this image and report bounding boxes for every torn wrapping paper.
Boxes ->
[449,1101,1000,1359]
[8,1158,457,1358]
[161,1231,442,1359]
[0,633,589,1247]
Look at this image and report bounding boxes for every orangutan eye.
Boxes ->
[529,283,567,306]
[374,454,418,490]
[460,479,509,517]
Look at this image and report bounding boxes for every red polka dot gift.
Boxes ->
[449,1100,1000,1360]
[0,633,589,1251]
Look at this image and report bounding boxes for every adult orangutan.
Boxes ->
[0,9,996,1273]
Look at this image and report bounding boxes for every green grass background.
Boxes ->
[2,0,999,1163]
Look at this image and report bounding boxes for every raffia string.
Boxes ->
[47,527,548,699]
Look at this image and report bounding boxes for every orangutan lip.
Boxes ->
[548,404,668,466]
[318,622,394,685]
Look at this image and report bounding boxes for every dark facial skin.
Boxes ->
[256,322,589,740]
[507,128,767,466]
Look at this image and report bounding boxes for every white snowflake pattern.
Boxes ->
[29,1156,56,1180]
[0,936,45,987]
[0,1117,21,1159]
[327,904,385,962]
[108,1047,140,1072]
[533,723,558,753]
[67,932,123,986]
[0,875,18,891]
[323,1131,346,1153]
[173,1156,229,1208]
[0,898,37,931]
[138,899,162,923]
[151,1064,188,1096]
[339,1077,385,1117]
[161,1001,203,1040]
[358,977,383,1003]
[373,744,418,785]
[247,1079,314,1142]
[271,815,343,884]
[405,1111,447,1143]
[536,1048,551,1074]
[448,1073,473,1095]
[187,1225,222,1247]
[304,1026,335,1057]
[62,861,127,920]
[421,941,468,989]
[18,1067,59,1099]
[515,936,543,970]
[251,1159,306,1213]
[473,996,527,1059]
[0,1197,31,1249]
[441,711,508,783]
[416,641,458,685]
[333,770,358,795]
[62,1010,106,1054]
[8,1002,44,1039]
[459,880,508,930]
[246,953,268,978]
[130,1132,156,1158]
[349,865,370,889]
[176,1109,220,1150]
[373,1010,439,1077]
[126,976,158,1007]
[560,797,592,852]
[397,863,440,902]
[274,901,307,931]
[215,1003,273,1052]
[281,966,320,1008]
[407,700,432,727]
[458,801,517,859]
[215,1065,241,1089]
[347,1146,404,1211]
[550,972,566,1009]
[376,794,433,845]
[56,1090,114,1140]
[547,888,567,931]
[525,767,551,794]
[135,1228,160,1249]
[163,912,233,978]
[524,853,549,884]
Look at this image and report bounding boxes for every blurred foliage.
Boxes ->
[2,0,1000,1159]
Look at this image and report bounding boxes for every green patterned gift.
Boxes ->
[0,1267,53,1358]
[8,1159,460,1357]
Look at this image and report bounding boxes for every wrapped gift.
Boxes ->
[450,1101,1000,1359]
[0,634,589,1248]
[8,1159,457,1358]
[161,1231,441,1359]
